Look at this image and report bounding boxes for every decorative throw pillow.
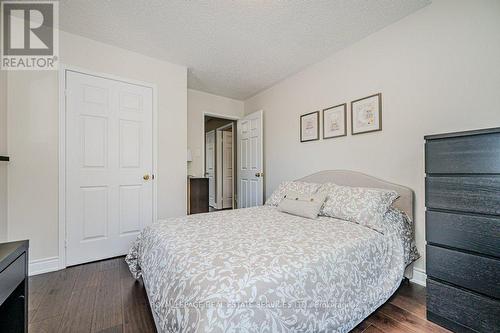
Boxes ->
[319,183,399,233]
[265,181,321,206]
[278,190,328,219]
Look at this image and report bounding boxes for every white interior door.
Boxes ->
[215,130,223,209]
[237,110,263,208]
[205,130,216,208]
[222,129,233,209]
[66,70,153,266]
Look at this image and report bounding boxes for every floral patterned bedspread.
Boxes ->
[126,206,411,333]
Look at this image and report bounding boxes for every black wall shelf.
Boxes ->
[0,156,9,162]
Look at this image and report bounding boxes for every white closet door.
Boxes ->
[66,70,153,266]
[205,130,216,208]
[237,110,263,208]
[222,130,233,209]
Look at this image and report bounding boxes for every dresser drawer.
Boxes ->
[426,176,500,215]
[427,245,500,299]
[426,210,500,258]
[425,132,500,174]
[0,253,26,306]
[427,279,500,333]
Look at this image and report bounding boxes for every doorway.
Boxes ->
[204,116,236,210]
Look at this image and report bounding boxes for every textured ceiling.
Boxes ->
[59,0,430,100]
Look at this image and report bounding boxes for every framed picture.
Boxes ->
[351,93,382,135]
[300,111,319,142]
[323,103,347,139]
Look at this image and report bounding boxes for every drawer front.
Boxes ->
[426,133,500,174]
[427,279,500,333]
[427,245,500,299]
[426,176,500,215]
[426,210,500,258]
[0,253,26,305]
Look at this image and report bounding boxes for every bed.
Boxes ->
[126,170,418,333]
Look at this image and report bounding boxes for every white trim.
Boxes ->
[410,267,427,286]
[29,256,60,276]
[204,112,240,121]
[58,65,66,271]
[58,64,158,270]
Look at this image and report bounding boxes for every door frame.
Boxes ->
[58,64,158,270]
[202,112,239,208]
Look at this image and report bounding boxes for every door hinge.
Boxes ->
[64,239,68,248]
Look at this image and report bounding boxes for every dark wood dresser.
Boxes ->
[0,240,29,333]
[425,128,500,333]
[187,177,209,214]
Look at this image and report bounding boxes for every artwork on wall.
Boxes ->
[351,93,382,135]
[300,111,319,142]
[299,93,382,142]
[323,103,347,139]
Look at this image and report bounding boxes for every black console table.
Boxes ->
[0,240,29,333]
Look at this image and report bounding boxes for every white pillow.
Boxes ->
[278,190,328,219]
[319,183,399,233]
[265,181,321,206]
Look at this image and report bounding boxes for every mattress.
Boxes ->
[126,206,408,333]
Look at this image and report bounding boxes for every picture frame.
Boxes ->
[351,93,382,135]
[300,111,319,142]
[323,103,347,139]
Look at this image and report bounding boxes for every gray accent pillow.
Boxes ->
[278,190,328,219]
[265,181,321,206]
[319,183,399,233]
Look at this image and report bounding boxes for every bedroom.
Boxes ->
[0,0,499,332]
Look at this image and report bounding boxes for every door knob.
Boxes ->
[143,174,150,181]
[255,172,263,177]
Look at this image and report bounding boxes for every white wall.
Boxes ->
[6,31,187,262]
[187,89,244,177]
[0,70,7,241]
[244,0,500,272]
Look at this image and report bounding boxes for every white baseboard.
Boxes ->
[29,256,61,276]
[410,267,427,286]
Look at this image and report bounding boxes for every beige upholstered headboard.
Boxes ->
[297,170,414,220]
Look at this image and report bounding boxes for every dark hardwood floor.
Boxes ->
[29,257,450,333]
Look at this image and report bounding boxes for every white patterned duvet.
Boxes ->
[126,205,416,333]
